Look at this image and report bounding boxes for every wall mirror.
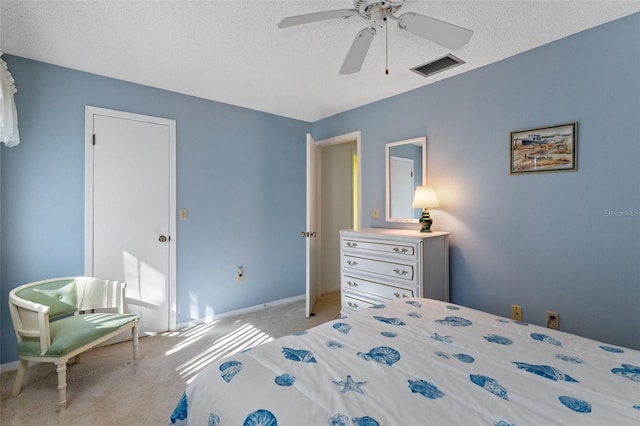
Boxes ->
[385,136,427,223]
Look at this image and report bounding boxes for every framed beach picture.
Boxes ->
[510,122,578,174]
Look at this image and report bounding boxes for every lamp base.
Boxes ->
[419,209,433,233]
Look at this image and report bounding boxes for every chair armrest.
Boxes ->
[9,292,51,314]
[8,291,52,354]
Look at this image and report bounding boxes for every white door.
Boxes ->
[389,156,414,219]
[305,134,319,318]
[85,107,176,335]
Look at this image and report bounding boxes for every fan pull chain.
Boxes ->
[385,18,389,75]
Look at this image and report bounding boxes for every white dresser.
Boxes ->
[340,228,449,315]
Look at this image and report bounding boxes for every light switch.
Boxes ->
[179,208,188,221]
[373,208,379,219]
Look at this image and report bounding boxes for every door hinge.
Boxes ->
[93,134,96,145]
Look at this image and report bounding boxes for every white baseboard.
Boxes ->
[0,294,306,373]
[1,360,21,373]
[176,294,305,329]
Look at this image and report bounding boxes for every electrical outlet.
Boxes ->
[511,305,523,321]
[373,208,379,219]
[546,311,559,329]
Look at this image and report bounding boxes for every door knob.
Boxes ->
[158,235,168,242]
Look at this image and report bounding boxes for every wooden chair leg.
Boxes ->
[132,325,139,360]
[11,359,28,396]
[56,362,68,409]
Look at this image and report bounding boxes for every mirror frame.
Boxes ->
[385,136,427,223]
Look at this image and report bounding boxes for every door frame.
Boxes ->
[84,105,177,331]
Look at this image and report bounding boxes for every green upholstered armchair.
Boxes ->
[8,276,140,409]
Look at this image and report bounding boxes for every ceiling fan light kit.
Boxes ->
[277,0,474,75]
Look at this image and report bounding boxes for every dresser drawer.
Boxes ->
[342,292,381,313]
[342,274,417,300]
[342,254,417,283]
[342,238,417,259]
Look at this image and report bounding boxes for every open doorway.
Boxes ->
[306,131,361,316]
[320,140,357,294]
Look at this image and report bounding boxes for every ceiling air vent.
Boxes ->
[410,54,465,78]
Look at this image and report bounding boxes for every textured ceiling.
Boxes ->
[1,1,639,122]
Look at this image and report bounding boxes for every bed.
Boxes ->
[169,298,640,425]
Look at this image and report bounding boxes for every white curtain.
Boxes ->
[0,51,20,147]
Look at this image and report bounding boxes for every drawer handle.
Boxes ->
[393,268,409,276]
[348,301,359,308]
[346,242,358,248]
[393,247,408,254]
[347,281,358,287]
[347,260,358,266]
[394,292,409,298]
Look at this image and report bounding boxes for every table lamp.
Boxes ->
[412,185,439,232]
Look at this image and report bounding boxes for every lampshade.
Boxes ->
[412,186,439,209]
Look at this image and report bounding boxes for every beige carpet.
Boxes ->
[1,292,340,425]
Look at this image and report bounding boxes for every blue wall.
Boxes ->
[313,13,640,350]
[0,57,310,364]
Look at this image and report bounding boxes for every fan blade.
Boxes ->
[397,12,473,50]
[340,27,376,74]
[278,9,358,29]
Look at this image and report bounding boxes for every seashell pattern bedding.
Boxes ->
[169,298,639,425]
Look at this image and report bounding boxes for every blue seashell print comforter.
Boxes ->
[169,298,640,425]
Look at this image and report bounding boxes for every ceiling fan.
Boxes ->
[277,0,473,74]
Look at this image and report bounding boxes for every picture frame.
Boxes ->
[510,122,578,174]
